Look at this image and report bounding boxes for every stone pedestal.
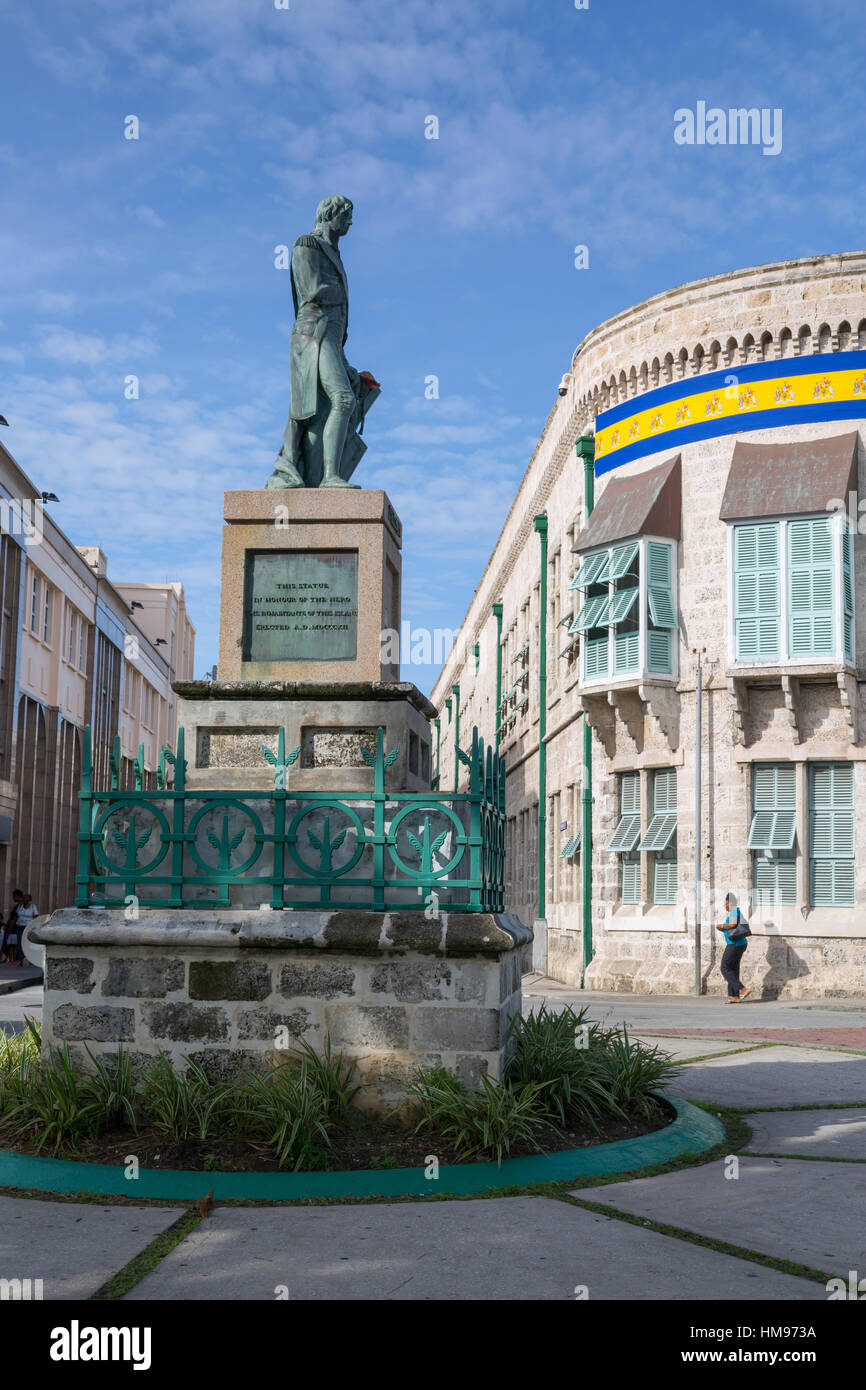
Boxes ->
[174,679,435,794]
[218,488,402,684]
[33,910,530,1111]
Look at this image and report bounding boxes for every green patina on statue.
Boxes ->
[266,195,380,490]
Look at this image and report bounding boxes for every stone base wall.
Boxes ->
[33,909,530,1110]
[558,926,866,999]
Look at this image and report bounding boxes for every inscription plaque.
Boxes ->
[243,550,359,662]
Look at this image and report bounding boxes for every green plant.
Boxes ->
[594,1028,682,1117]
[235,1059,333,1170]
[139,1057,235,1142]
[409,1067,551,1165]
[285,1036,361,1119]
[2,1042,101,1153]
[81,1047,140,1132]
[504,1004,623,1129]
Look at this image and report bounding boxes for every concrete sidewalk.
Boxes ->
[0,976,862,1300]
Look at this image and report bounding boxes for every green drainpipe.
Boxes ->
[451,683,460,791]
[533,516,548,923]
[575,433,596,986]
[493,602,503,754]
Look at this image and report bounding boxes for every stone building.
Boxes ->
[431,252,866,998]
[0,438,195,914]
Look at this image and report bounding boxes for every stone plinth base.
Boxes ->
[173,679,435,793]
[549,926,866,999]
[33,910,531,1111]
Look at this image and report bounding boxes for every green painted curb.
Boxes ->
[0,1096,722,1202]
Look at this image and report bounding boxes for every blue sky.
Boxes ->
[0,0,862,693]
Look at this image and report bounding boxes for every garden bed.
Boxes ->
[0,1096,675,1172]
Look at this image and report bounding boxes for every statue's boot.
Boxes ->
[320,468,360,489]
[265,452,305,489]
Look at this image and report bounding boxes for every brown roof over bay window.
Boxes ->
[719,431,858,521]
[574,454,681,552]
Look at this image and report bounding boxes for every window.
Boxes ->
[608,772,641,904]
[750,764,797,905]
[67,609,78,666]
[78,620,87,671]
[732,515,852,665]
[570,537,677,683]
[810,763,854,906]
[30,571,39,632]
[42,585,53,645]
[639,769,677,905]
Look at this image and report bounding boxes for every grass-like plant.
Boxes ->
[82,1046,140,1133]
[2,1040,101,1153]
[235,1059,333,1170]
[593,1027,681,1117]
[409,1067,551,1165]
[504,1004,620,1129]
[284,1036,360,1119]
[139,1056,235,1143]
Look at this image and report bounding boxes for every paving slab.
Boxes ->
[578,1157,865,1276]
[629,1034,765,1061]
[744,1108,866,1160]
[641,1027,866,1051]
[123,1196,823,1301]
[0,1195,178,1299]
[523,982,866,1034]
[671,1045,866,1108]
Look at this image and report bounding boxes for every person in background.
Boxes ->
[3,889,23,966]
[13,892,38,967]
[715,891,751,1003]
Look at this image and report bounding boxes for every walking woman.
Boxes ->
[715,892,751,1003]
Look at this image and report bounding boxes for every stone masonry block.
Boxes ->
[324,1004,409,1050]
[237,1006,316,1041]
[411,1007,501,1052]
[279,960,355,999]
[189,959,271,1001]
[52,1003,134,1043]
[369,961,452,1002]
[142,1001,229,1042]
[46,957,96,994]
[103,957,185,998]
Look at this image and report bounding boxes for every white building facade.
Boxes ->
[431,252,866,998]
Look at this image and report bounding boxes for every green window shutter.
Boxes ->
[652,858,677,905]
[734,523,780,660]
[610,587,639,623]
[653,768,677,813]
[621,857,640,904]
[647,541,678,630]
[843,523,854,661]
[639,813,677,851]
[810,763,855,906]
[609,542,639,580]
[647,629,672,673]
[755,856,796,905]
[572,550,610,589]
[621,773,640,814]
[614,630,639,674]
[749,766,796,850]
[573,594,611,633]
[788,517,835,658]
[584,635,608,679]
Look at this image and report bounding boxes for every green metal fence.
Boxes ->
[76,724,506,913]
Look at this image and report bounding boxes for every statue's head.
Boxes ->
[314,194,353,235]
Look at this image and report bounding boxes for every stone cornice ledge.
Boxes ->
[32,909,532,957]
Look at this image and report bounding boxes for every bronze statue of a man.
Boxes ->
[266,194,379,490]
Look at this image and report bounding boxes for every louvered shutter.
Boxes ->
[843,523,854,662]
[788,517,835,658]
[734,523,780,660]
[810,763,855,906]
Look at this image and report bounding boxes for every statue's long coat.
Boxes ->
[289,233,350,422]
